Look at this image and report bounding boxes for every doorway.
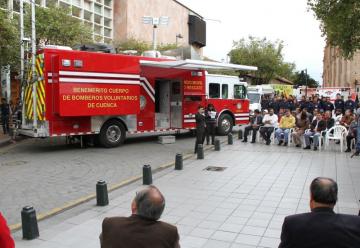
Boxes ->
[155,80,182,129]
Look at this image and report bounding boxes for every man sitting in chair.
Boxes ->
[275,109,296,146]
[260,108,278,145]
[242,109,263,143]
[304,113,326,151]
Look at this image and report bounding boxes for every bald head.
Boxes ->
[134,186,165,221]
[310,177,338,206]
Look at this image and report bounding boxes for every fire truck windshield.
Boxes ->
[247,92,261,104]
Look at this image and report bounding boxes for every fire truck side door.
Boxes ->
[170,81,182,128]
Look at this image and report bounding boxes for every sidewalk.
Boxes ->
[13,139,360,248]
[0,132,11,146]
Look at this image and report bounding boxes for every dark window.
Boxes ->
[184,96,202,102]
[209,83,220,98]
[234,85,246,99]
[222,84,228,99]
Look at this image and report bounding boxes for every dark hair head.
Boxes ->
[310,177,338,205]
[254,109,260,114]
[134,186,165,221]
[198,105,204,110]
[300,112,307,120]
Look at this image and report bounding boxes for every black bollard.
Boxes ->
[197,144,204,159]
[215,139,221,151]
[21,206,39,240]
[238,129,243,140]
[96,180,109,206]
[175,153,183,170]
[143,164,153,185]
[228,133,233,145]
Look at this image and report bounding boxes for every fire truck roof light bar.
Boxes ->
[140,59,258,71]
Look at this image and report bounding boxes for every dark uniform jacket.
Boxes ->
[323,101,334,112]
[344,100,356,111]
[205,109,217,124]
[310,119,326,132]
[279,207,360,248]
[100,215,180,248]
[334,99,344,111]
[195,112,206,130]
[250,115,263,125]
[0,103,10,117]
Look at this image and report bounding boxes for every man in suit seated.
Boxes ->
[278,177,360,248]
[242,109,263,143]
[303,112,326,151]
[100,185,180,248]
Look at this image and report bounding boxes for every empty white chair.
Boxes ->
[325,125,348,152]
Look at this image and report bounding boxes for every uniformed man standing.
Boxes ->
[344,95,356,112]
[0,98,10,135]
[194,105,206,154]
[334,93,345,113]
[205,104,217,145]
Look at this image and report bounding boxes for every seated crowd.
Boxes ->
[242,93,360,153]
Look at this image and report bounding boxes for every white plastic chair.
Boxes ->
[258,126,277,144]
[304,129,327,151]
[325,125,348,152]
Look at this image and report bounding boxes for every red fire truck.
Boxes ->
[18,48,256,147]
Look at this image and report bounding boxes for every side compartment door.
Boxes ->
[170,81,182,128]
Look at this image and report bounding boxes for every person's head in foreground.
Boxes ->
[131,185,165,221]
[310,177,337,210]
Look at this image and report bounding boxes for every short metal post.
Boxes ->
[175,153,183,170]
[21,206,39,240]
[197,144,204,159]
[143,164,153,185]
[228,133,233,145]
[96,180,109,206]
[215,139,221,151]
[238,129,243,140]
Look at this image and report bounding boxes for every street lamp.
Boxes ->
[142,16,169,51]
[175,34,183,46]
[301,69,308,97]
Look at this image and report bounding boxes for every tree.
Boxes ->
[114,38,178,54]
[24,6,93,46]
[228,36,296,85]
[308,0,360,58]
[293,70,319,88]
[0,10,20,70]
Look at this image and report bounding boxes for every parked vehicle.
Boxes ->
[18,48,257,147]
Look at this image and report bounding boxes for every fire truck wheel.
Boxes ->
[99,120,126,148]
[217,113,233,135]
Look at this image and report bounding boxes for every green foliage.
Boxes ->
[308,0,360,58]
[24,6,93,46]
[228,36,296,85]
[0,10,20,70]
[115,38,178,54]
[293,70,319,88]
[115,38,151,54]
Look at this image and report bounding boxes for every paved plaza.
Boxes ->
[12,137,360,248]
[1,132,229,226]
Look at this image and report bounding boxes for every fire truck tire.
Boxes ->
[99,120,126,148]
[217,113,233,135]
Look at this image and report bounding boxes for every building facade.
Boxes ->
[0,0,114,43]
[113,0,204,50]
[323,44,360,93]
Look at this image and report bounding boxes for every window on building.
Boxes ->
[209,83,220,98]
[12,0,20,12]
[0,0,7,9]
[46,0,57,8]
[222,84,228,99]
[104,0,112,7]
[234,85,246,99]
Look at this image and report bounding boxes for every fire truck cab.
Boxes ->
[19,48,257,147]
